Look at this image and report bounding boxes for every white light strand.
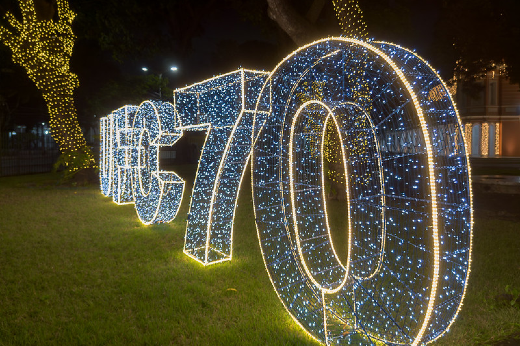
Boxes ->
[99,38,472,346]
[251,37,471,345]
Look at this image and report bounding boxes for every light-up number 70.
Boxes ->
[99,38,472,346]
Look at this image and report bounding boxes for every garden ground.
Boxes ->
[0,166,519,345]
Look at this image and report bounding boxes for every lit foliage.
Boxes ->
[461,122,500,157]
[332,0,368,40]
[464,123,472,156]
[328,0,370,193]
[100,38,472,346]
[0,0,94,169]
[481,122,489,157]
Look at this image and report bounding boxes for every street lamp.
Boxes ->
[141,66,179,99]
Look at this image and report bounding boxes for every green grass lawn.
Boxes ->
[0,167,519,345]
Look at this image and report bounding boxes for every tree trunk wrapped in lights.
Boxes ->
[332,0,368,40]
[0,0,95,171]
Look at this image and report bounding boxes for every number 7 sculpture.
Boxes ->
[99,37,473,346]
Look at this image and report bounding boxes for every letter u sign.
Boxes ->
[99,38,473,345]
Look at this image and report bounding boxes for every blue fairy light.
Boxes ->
[98,38,472,346]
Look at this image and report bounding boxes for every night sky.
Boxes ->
[0,0,518,131]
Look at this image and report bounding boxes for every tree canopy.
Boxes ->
[266,0,520,84]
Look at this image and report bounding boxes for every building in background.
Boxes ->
[457,65,520,157]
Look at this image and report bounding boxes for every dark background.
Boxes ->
[1,0,519,132]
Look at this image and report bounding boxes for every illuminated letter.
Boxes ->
[99,115,114,197]
[100,105,138,202]
[113,105,139,204]
[131,101,184,224]
[98,38,472,346]
[251,38,472,345]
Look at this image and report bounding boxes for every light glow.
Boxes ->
[465,123,473,156]
[495,122,500,156]
[99,38,472,346]
[0,0,95,168]
[481,123,489,157]
[252,37,471,345]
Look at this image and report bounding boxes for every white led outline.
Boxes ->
[204,110,243,263]
[98,38,471,346]
[374,40,473,344]
[137,128,152,197]
[114,124,138,205]
[250,43,343,346]
[183,123,213,264]
[321,109,352,274]
[289,100,351,294]
[329,101,387,281]
[251,37,441,346]
[251,42,341,345]
[100,105,140,205]
[99,114,114,197]
[99,116,109,195]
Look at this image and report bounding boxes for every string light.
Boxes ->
[377,40,473,345]
[481,123,489,157]
[0,0,95,168]
[464,123,472,156]
[251,37,472,345]
[495,122,500,156]
[113,106,139,205]
[99,38,471,346]
[100,105,138,203]
[176,69,269,265]
[332,0,368,40]
[100,115,114,196]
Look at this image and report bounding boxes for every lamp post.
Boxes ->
[141,66,179,100]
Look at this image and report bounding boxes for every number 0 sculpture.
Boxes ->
[99,38,472,345]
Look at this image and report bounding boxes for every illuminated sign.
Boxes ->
[99,37,472,345]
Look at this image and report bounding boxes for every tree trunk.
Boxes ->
[41,78,87,154]
[0,0,95,170]
[266,0,320,46]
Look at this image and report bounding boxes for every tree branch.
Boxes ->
[0,21,17,49]
[266,0,318,46]
[5,12,22,31]
[56,0,75,24]
[19,0,36,24]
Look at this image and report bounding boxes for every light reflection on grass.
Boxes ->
[0,167,518,345]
